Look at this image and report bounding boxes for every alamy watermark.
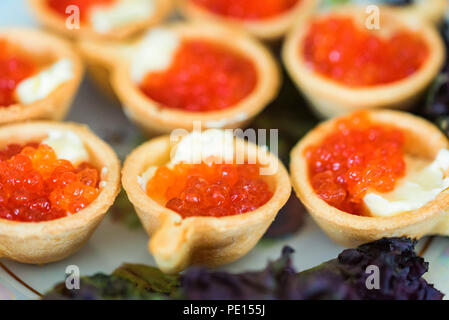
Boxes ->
[169,121,279,176]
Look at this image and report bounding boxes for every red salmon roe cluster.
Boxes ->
[192,0,300,20]
[140,40,257,112]
[0,40,36,107]
[47,0,115,22]
[146,162,272,218]
[0,142,100,222]
[306,112,406,215]
[303,16,429,87]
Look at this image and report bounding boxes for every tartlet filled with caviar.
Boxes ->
[28,0,173,100]
[80,23,280,135]
[122,129,291,273]
[179,0,317,41]
[290,110,449,247]
[0,122,120,264]
[28,0,174,41]
[0,28,83,125]
[282,6,445,118]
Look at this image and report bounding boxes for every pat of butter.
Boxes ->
[15,59,74,105]
[170,129,235,165]
[42,130,89,166]
[138,129,235,191]
[130,28,180,83]
[90,0,155,33]
[364,149,449,217]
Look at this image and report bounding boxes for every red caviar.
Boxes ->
[47,0,116,22]
[303,16,429,87]
[192,0,300,20]
[146,162,272,218]
[0,142,100,222]
[0,40,36,107]
[139,40,257,112]
[306,112,406,215]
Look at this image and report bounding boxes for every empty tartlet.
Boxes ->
[0,121,120,264]
[282,6,445,119]
[290,110,449,247]
[122,129,291,273]
[80,23,280,135]
[0,28,83,125]
[28,0,174,42]
[179,0,318,41]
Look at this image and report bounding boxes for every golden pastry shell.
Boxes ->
[83,22,281,135]
[28,0,174,42]
[179,0,318,41]
[282,6,445,119]
[0,28,84,125]
[0,121,121,264]
[290,110,449,248]
[399,0,448,24]
[122,135,291,273]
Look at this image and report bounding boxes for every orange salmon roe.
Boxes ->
[306,112,406,215]
[0,40,36,107]
[139,40,258,112]
[0,143,100,222]
[47,0,116,22]
[146,162,272,218]
[192,0,300,20]
[303,16,429,87]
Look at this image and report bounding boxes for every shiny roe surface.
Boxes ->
[0,142,100,222]
[302,16,429,87]
[192,0,300,20]
[47,0,116,21]
[146,162,272,218]
[306,112,406,215]
[139,40,258,112]
[0,40,36,107]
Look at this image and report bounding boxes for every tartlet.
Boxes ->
[290,110,449,247]
[179,0,318,41]
[0,121,120,264]
[282,6,445,119]
[122,134,291,273]
[0,28,84,125]
[80,23,280,135]
[399,0,448,24]
[28,0,174,42]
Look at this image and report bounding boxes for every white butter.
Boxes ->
[138,166,157,191]
[364,149,449,217]
[138,129,235,191]
[15,59,74,104]
[131,28,180,83]
[170,129,235,165]
[90,0,155,33]
[42,130,89,166]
